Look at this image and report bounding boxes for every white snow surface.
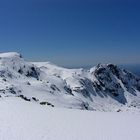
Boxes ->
[0,52,140,140]
[0,98,140,140]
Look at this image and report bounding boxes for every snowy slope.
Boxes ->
[0,52,140,111]
[0,98,140,140]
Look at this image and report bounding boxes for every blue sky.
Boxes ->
[0,0,140,67]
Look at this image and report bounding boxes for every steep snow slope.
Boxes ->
[0,52,140,111]
[0,98,140,140]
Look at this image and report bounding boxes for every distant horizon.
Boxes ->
[1,50,139,76]
[0,51,140,68]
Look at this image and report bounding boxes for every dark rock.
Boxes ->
[64,86,73,95]
[40,101,54,107]
[19,95,30,101]
[32,97,39,102]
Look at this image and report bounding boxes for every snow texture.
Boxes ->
[0,98,140,140]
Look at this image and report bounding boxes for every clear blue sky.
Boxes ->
[0,0,140,67]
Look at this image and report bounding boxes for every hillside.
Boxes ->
[0,52,140,111]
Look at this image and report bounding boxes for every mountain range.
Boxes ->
[0,52,140,112]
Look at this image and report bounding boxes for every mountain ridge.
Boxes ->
[0,52,140,112]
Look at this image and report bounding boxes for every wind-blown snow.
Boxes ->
[0,98,140,140]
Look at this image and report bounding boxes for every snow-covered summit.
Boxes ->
[0,52,140,112]
[0,52,22,59]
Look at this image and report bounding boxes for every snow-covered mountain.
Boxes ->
[0,52,140,111]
